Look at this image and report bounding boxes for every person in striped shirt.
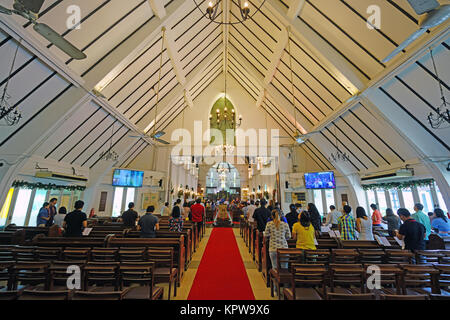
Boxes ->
[338,205,357,240]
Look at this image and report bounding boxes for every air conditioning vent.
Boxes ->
[361,168,413,182]
[35,171,88,182]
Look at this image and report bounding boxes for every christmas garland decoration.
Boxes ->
[362,179,434,191]
[177,190,184,197]
[12,180,86,191]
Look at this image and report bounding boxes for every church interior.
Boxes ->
[0,0,449,303]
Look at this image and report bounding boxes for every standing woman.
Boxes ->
[356,207,374,240]
[431,208,450,235]
[264,210,291,271]
[307,203,322,237]
[292,211,317,250]
[169,206,184,232]
[182,202,190,221]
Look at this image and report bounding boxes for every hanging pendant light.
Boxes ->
[99,121,119,162]
[195,0,266,25]
[426,47,449,129]
[0,40,22,126]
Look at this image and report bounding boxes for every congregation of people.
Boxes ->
[34,196,207,239]
[34,195,449,265]
[237,199,450,271]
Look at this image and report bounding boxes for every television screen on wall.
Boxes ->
[304,171,336,189]
[112,169,144,187]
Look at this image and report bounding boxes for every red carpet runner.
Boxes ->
[187,228,255,300]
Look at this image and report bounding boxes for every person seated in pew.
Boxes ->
[292,211,316,250]
[37,202,50,227]
[395,208,426,251]
[431,208,450,236]
[169,206,184,232]
[63,200,87,237]
[137,206,159,238]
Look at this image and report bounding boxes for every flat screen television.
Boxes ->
[304,171,336,189]
[112,169,144,187]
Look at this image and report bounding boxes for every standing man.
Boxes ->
[370,204,382,228]
[121,202,139,228]
[252,199,271,233]
[47,198,58,227]
[325,205,342,229]
[63,200,87,237]
[191,198,205,236]
[395,208,426,251]
[247,200,256,223]
[412,203,431,241]
[137,206,159,238]
[338,205,357,240]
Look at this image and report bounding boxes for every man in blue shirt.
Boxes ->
[37,202,50,227]
[412,203,431,241]
[138,206,159,238]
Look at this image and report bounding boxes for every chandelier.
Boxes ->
[216,162,231,174]
[193,0,266,25]
[214,144,235,156]
[255,156,271,170]
[99,122,119,162]
[427,47,449,129]
[328,126,350,163]
[0,40,22,126]
[210,106,242,130]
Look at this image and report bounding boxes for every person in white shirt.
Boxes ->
[247,200,257,223]
[325,205,342,229]
[242,201,249,218]
[53,207,67,229]
[160,202,170,216]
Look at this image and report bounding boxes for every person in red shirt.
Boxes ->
[370,204,382,227]
[191,198,205,235]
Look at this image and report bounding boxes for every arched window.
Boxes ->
[209,97,236,145]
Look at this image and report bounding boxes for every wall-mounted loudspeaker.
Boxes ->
[285,181,289,189]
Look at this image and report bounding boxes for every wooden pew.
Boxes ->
[159,221,199,250]
[32,235,108,248]
[255,230,264,272]
[126,229,192,270]
[339,240,380,249]
[0,230,25,245]
[5,225,48,242]
[106,236,185,284]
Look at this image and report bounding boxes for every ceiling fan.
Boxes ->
[382,0,450,63]
[0,0,86,60]
[149,27,170,145]
[130,28,170,145]
[129,87,170,145]
[277,131,318,146]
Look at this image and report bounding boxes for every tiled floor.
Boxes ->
[172,226,275,300]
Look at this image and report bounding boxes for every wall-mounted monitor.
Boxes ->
[304,171,336,189]
[112,169,144,187]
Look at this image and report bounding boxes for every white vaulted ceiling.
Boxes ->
[0,0,448,178]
